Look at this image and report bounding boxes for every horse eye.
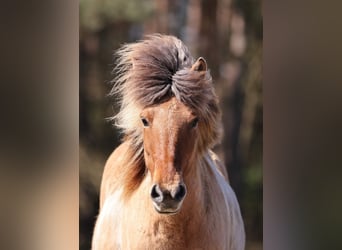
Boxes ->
[190,118,199,128]
[141,117,149,127]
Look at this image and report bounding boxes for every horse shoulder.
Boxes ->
[206,151,246,250]
[92,142,131,250]
[99,141,131,208]
[92,191,123,250]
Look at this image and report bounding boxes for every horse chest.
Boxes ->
[120,212,225,250]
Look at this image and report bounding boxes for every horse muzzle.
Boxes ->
[150,183,187,214]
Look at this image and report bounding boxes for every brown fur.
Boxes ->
[92,35,245,250]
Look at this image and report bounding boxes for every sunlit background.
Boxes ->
[79,0,262,249]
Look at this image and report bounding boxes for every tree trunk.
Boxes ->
[199,0,219,78]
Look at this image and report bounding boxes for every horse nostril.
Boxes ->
[173,184,187,201]
[151,184,163,203]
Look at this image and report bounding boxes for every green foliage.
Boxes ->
[80,0,154,31]
[243,162,263,239]
[246,163,262,188]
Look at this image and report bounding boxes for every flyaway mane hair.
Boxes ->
[109,34,222,194]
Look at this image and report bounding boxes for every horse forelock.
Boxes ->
[111,34,222,157]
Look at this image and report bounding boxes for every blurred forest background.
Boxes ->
[80,0,262,249]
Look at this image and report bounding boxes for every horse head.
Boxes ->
[141,58,208,214]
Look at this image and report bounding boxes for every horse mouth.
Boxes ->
[152,202,181,215]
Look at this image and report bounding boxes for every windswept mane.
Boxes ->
[110,34,222,162]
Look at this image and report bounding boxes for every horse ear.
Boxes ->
[191,57,207,72]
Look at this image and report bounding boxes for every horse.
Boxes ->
[92,34,245,250]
